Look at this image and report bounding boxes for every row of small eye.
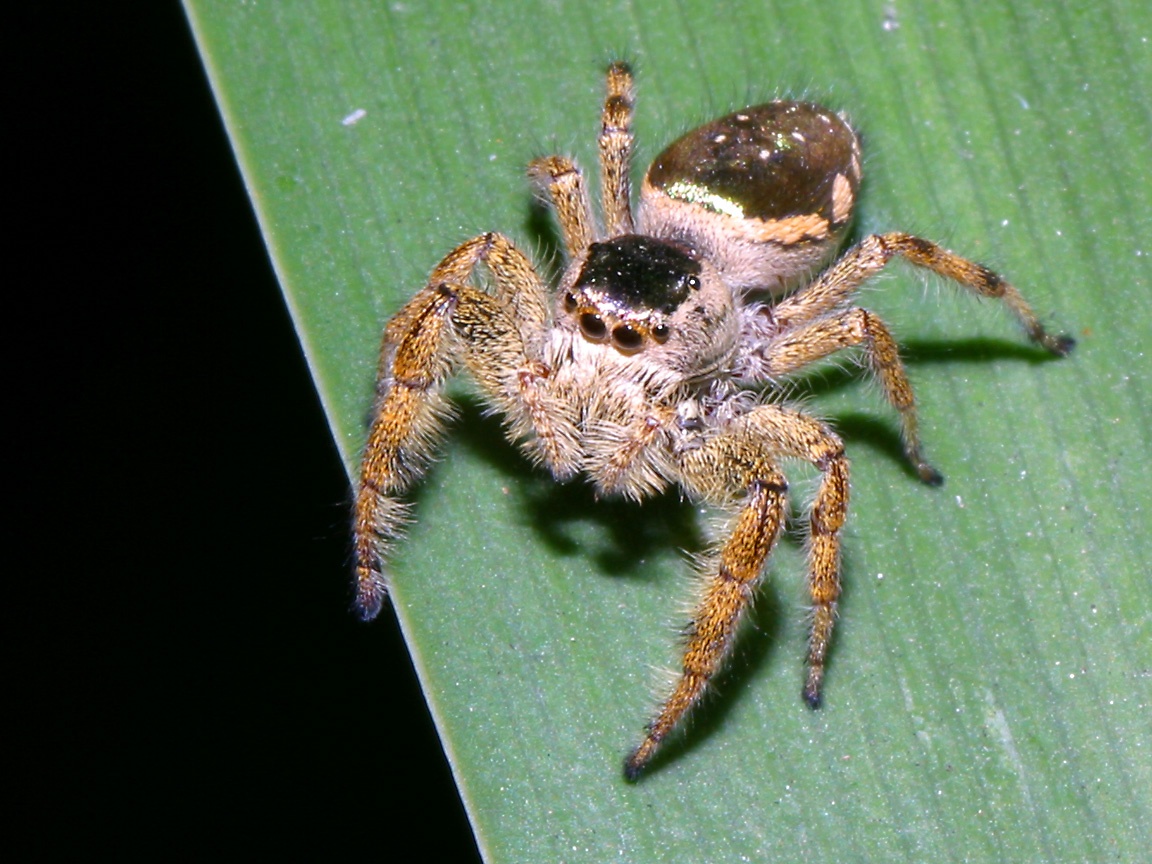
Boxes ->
[563,292,671,351]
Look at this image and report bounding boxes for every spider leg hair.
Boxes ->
[772,232,1075,356]
[353,233,563,619]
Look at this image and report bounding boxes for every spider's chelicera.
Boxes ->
[353,63,1073,781]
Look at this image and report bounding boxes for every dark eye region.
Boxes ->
[575,235,701,315]
[579,312,608,341]
[565,235,700,352]
[569,305,659,353]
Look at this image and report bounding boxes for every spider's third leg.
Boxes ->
[759,307,943,484]
[624,423,790,780]
[773,232,1075,356]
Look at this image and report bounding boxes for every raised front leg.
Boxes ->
[354,233,561,620]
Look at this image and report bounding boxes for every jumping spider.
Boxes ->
[353,62,1073,780]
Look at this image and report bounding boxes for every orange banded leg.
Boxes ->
[765,307,943,484]
[354,233,552,620]
[774,232,1075,357]
[354,284,458,621]
[599,61,636,237]
[625,468,788,780]
[801,442,850,707]
[736,408,851,710]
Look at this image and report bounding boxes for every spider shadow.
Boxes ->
[798,336,1067,405]
[787,335,1066,482]
[611,338,1065,773]
[524,198,563,257]
[447,393,704,580]
[436,336,1056,775]
[446,394,796,768]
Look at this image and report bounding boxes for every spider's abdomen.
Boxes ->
[639,102,862,295]
[647,102,859,229]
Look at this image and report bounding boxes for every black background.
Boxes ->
[19,4,479,858]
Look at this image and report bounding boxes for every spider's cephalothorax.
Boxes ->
[353,63,1074,781]
[565,235,701,352]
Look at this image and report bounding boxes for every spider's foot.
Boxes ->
[1031,325,1076,357]
[354,563,388,622]
[1048,333,1077,357]
[907,447,945,486]
[623,734,660,782]
[916,461,945,487]
[803,669,824,709]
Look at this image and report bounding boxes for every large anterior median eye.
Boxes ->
[612,323,644,352]
[580,312,608,341]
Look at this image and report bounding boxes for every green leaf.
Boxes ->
[187,0,1151,859]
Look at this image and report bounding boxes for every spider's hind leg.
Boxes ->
[757,230,1076,484]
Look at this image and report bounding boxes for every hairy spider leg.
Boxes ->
[772,231,1075,356]
[625,405,849,779]
[756,307,942,484]
[354,233,569,620]
[599,61,636,237]
[741,231,1075,484]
